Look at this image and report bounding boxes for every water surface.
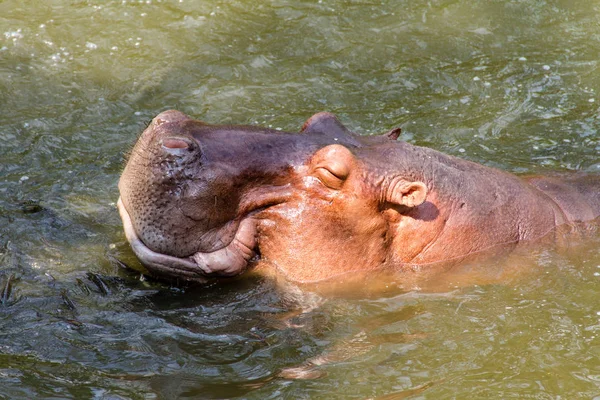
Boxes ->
[1,0,599,398]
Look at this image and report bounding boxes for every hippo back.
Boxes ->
[527,174,600,223]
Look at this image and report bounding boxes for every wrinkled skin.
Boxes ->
[118,110,600,283]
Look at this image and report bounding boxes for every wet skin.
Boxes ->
[118,110,600,283]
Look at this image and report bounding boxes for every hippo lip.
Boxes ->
[117,198,257,282]
[117,198,209,281]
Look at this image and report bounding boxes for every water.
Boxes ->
[1,0,599,398]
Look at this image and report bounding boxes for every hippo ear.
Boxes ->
[385,127,402,141]
[301,112,361,146]
[386,181,428,208]
[309,144,354,190]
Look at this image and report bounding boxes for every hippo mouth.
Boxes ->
[117,198,258,282]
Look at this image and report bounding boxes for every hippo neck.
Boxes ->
[363,141,564,265]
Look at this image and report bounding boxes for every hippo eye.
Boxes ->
[314,166,347,190]
[309,144,352,190]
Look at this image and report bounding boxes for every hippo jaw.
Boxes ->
[118,197,261,281]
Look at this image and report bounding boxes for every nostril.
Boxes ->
[161,138,191,150]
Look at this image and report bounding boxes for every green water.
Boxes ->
[1,0,599,398]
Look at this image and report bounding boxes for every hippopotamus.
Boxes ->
[117,110,600,284]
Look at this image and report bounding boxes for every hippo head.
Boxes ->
[118,110,428,283]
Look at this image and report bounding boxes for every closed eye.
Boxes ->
[314,166,346,189]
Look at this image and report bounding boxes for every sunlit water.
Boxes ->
[0,0,599,398]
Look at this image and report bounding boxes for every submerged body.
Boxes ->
[118,110,600,283]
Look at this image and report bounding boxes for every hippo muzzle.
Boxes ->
[117,110,267,281]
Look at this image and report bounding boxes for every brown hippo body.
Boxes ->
[118,110,599,283]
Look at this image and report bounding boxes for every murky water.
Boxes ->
[1,0,599,398]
